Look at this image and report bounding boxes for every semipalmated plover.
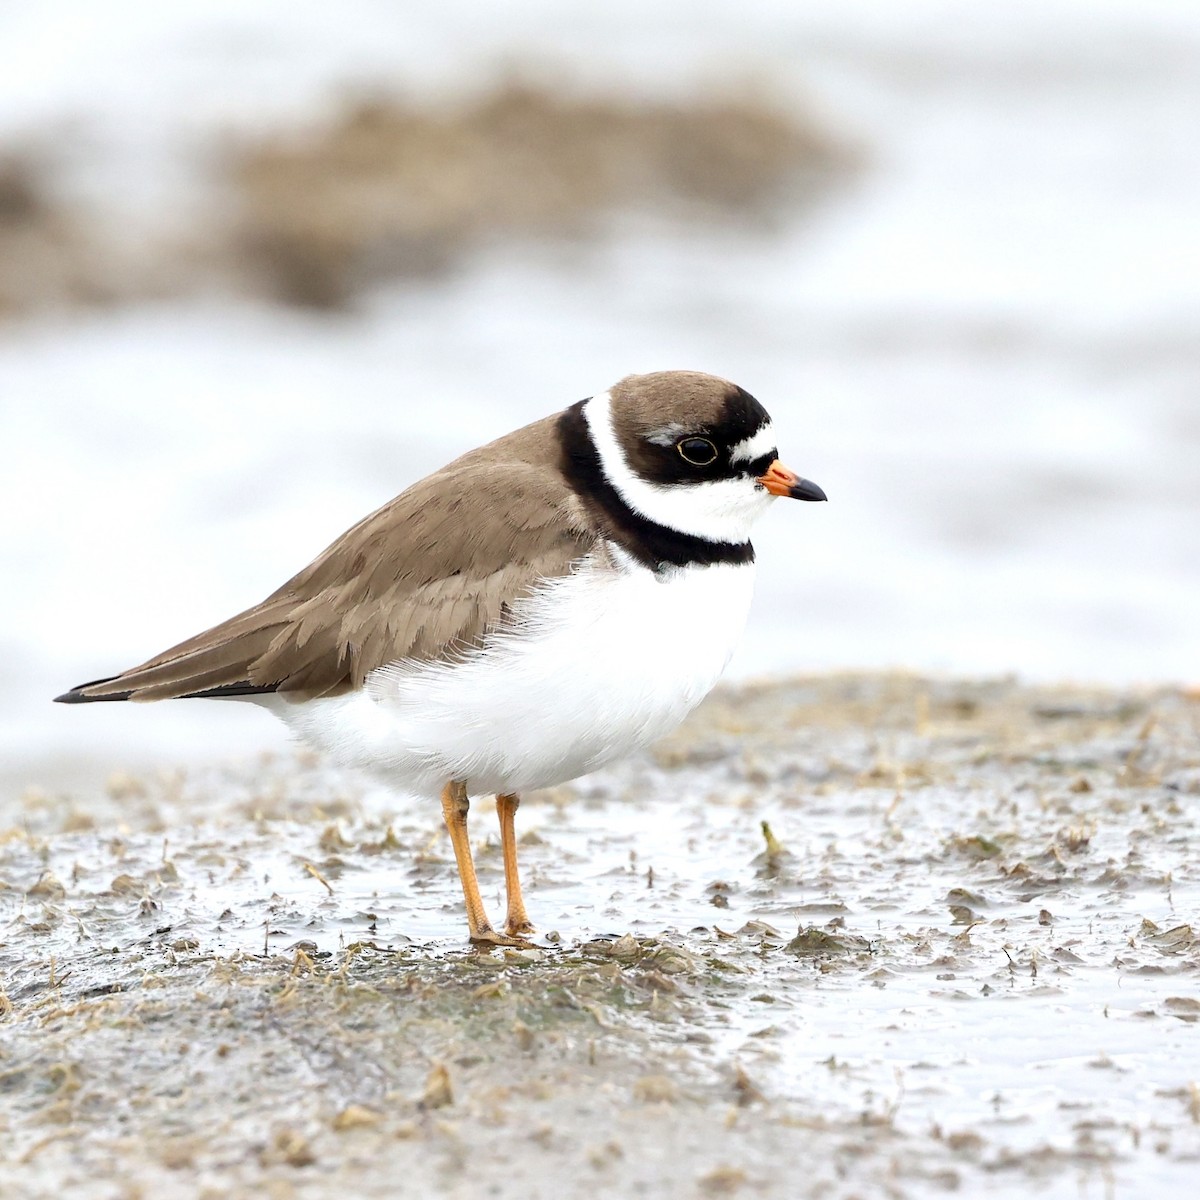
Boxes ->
[57,371,826,944]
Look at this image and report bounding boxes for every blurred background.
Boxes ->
[1,0,1197,791]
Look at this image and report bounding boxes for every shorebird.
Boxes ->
[57,371,826,944]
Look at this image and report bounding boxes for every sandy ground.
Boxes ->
[2,673,1198,1199]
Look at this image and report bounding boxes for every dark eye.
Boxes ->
[677,437,718,466]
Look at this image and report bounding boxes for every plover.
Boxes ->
[57,371,826,944]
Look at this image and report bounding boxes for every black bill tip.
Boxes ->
[789,477,827,502]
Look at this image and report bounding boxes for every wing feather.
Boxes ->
[61,421,596,703]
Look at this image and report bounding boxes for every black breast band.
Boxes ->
[557,401,755,571]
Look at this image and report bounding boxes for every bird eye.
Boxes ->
[677,437,718,466]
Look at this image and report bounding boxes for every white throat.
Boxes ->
[583,390,775,544]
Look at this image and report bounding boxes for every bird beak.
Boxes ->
[757,460,827,501]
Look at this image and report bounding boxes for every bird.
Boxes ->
[56,370,826,945]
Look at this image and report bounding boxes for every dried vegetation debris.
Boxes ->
[0,81,854,318]
[2,672,1199,1198]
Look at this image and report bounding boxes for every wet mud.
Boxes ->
[2,673,1198,1198]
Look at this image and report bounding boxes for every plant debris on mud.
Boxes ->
[2,673,1198,1198]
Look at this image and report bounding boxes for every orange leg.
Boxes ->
[497,793,535,937]
[440,781,529,947]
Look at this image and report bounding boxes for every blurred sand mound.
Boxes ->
[0,157,113,316]
[0,83,853,318]
[226,83,851,308]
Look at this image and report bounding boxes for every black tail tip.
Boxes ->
[54,677,132,704]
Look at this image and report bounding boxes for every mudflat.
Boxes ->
[2,673,1198,1198]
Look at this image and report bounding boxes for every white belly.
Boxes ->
[264,551,756,797]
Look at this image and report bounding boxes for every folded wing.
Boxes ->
[57,448,594,704]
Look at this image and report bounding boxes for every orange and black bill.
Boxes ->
[757,460,827,502]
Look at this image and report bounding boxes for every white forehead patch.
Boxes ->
[583,391,775,545]
[644,422,689,448]
[730,423,778,466]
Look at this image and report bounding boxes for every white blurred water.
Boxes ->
[2,0,1198,783]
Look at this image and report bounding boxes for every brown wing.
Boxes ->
[60,421,596,703]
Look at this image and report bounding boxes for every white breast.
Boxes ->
[266,550,756,797]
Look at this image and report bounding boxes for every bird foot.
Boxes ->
[470,925,538,949]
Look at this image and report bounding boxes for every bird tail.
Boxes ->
[53,605,293,704]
